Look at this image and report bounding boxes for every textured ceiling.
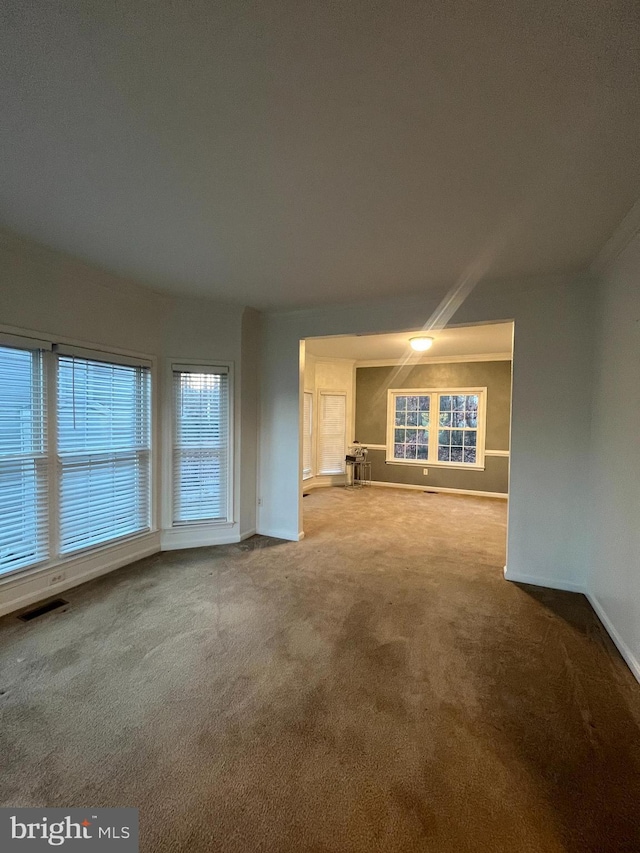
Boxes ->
[1,1,639,310]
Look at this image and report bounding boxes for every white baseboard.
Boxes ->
[504,568,640,685]
[255,527,302,542]
[240,528,257,541]
[161,523,241,551]
[0,533,161,618]
[303,475,346,491]
[503,566,586,593]
[370,481,508,500]
[586,592,640,685]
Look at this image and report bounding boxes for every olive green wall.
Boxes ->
[355,360,512,494]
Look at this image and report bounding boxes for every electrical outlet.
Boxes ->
[49,571,66,586]
[423,468,429,475]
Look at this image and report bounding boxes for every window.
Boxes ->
[387,388,486,468]
[173,365,231,525]
[303,391,313,480]
[317,392,346,475]
[0,344,48,573]
[0,337,153,578]
[57,353,151,554]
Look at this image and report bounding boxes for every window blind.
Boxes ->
[57,355,151,554]
[173,368,230,524]
[0,345,48,574]
[317,393,346,476]
[303,392,313,479]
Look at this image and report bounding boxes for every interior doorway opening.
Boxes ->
[299,321,514,567]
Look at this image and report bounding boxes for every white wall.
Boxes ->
[587,233,640,680]
[258,274,596,591]
[0,229,259,613]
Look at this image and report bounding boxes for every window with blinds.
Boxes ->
[0,344,48,574]
[173,366,230,525]
[57,354,151,554]
[317,392,346,476]
[303,392,313,480]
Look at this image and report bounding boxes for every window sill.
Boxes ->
[385,459,485,471]
[0,529,159,587]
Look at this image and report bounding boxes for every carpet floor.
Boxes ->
[1,487,640,852]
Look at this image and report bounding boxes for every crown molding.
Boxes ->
[355,352,512,368]
[591,197,640,274]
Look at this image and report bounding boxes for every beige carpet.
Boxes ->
[1,487,640,852]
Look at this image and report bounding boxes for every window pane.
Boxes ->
[0,459,47,573]
[58,356,151,553]
[58,359,146,453]
[465,411,478,428]
[438,446,450,462]
[394,429,404,443]
[59,453,150,551]
[417,445,428,460]
[317,393,346,475]
[405,429,417,443]
[419,411,429,427]
[452,411,465,427]
[439,396,452,411]
[405,444,417,459]
[174,370,229,523]
[439,412,451,427]
[451,447,463,462]
[438,429,450,446]
[407,396,418,411]
[464,431,477,447]
[406,411,418,426]
[451,430,463,446]
[464,448,477,464]
[395,396,407,410]
[395,412,405,426]
[0,347,43,455]
[418,397,430,411]
[394,444,405,459]
[0,346,47,574]
[303,392,313,478]
[417,429,428,444]
[453,395,465,411]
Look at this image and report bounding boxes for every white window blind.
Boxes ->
[318,392,346,476]
[57,355,151,554]
[303,392,313,480]
[0,345,48,574]
[173,367,230,524]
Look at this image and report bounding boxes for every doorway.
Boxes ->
[299,321,514,564]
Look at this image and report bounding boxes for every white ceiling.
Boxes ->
[305,322,513,362]
[1,1,639,310]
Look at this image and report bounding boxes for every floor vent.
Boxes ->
[18,598,69,622]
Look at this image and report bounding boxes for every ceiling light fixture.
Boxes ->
[409,336,434,352]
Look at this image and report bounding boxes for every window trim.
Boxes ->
[165,359,234,529]
[385,387,487,470]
